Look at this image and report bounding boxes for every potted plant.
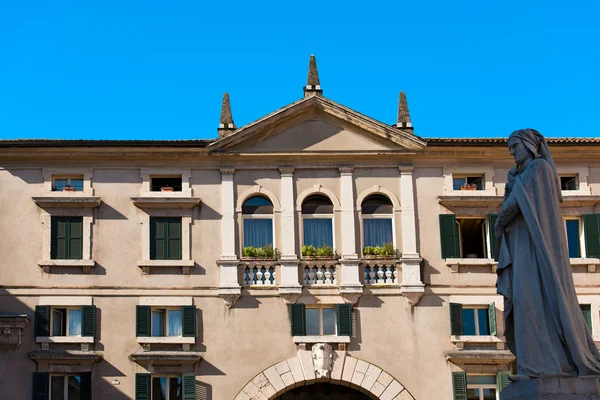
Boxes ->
[242,244,275,260]
[62,184,76,192]
[302,244,336,259]
[161,185,174,192]
[460,183,478,191]
[363,243,397,258]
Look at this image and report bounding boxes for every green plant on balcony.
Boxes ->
[301,245,318,257]
[363,243,396,257]
[302,244,335,258]
[243,244,275,259]
[316,245,334,257]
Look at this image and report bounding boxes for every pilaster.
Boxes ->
[218,168,241,307]
[279,168,302,301]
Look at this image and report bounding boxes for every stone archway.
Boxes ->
[234,352,414,400]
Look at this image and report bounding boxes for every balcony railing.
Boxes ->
[302,259,338,286]
[241,260,277,286]
[362,258,399,285]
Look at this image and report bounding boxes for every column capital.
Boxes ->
[338,166,354,175]
[398,165,414,174]
[220,168,235,177]
[279,167,295,176]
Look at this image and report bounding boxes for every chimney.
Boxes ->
[396,91,413,130]
[303,55,322,97]
[217,92,236,138]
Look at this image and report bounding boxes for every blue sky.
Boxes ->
[1,1,598,140]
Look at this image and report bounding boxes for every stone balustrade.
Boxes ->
[302,260,338,286]
[363,259,399,285]
[242,261,277,286]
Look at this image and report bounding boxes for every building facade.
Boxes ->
[1,56,600,400]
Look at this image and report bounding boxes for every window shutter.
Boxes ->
[584,214,600,258]
[488,302,497,336]
[289,304,306,336]
[150,218,165,260]
[496,371,511,393]
[336,304,353,336]
[580,304,592,334]
[135,373,150,400]
[168,218,182,260]
[82,306,96,337]
[136,306,151,337]
[69,218,83,259]
[487,214,499,260]
[439,215,459,258]
[51,217,68,259]
[182,373,196,400]
[80,371,92,400]
[182,305,196,337]
[32,372,48,400]
[452,371,467,400]
[449,303,463,335]
[34,305,50,337]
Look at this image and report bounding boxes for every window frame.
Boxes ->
[50,306,83,337]
[466,374,497,400]
[559,174,579,191]
[50,216,84,260]
[150,374,183,400]
[564,216,586,258]
[443,166,496,196]
[49,374,82,400]
[305,305,337,336]
[461,305,490,336]
[360,195,395,254]
[51,175,85,192]
[301,213,335,250]
[452,175,485,191]
[455,216,491,260]
[140,168,193,197]
[150,175,184,192]
[150,307,184,338]
[150,216,183,261]
[241,196,275,251]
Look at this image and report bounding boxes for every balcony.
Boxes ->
[361,258,400,285]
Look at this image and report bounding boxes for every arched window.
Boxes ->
[302,195,334,249]
[361,195,394,252]
[242,196,274,249]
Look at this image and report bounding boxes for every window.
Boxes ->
[35,305,96,338]
[151,176,183,192]
[450,303,497,336]
[136,374,195,400]
[150,217,182,260]
[439,215,498,259]
[560,175,579,191]
[565,218,582,258]
[242,196,274,249]
[51,217,83,260]
[452,372,510,400]
[289,304,352,337]
[302,195,334,249]
[136,305,196,338]
[52,176,84,192]
[50,375,84,400]
[580,304,592,334]
[453,176,484,191]
[361,195,393,251]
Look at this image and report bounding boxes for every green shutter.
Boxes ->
[289,304,306,336]
[449,303,463,335]
[182,373,196,400]
[580,304,592,334]
[82,306,96,337]
[69,218,83,259]
[168,218,182,260]
[488,214,499,260]
[32,372,48,400]
[488,302,497,336]
[336,304,353,336]
[34,305,50,337]
[136,306,151,337]
[584,214,600,258]
[135,373,150,400]
[150,218,165,260]
[80,371,92,400]
[497,371,511,392]
[51,217,67,259]
[440,214,459,258]
[182,306,196,337]
[452,372,467,400]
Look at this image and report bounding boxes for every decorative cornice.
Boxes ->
[219,168,235,176]
[398,165,414,174]
[279,167,295,176]
[338,166,354,175]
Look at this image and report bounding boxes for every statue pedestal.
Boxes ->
[501,377,600,399]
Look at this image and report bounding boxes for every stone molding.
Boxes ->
[235,185,282,213]
[0,314,29,349]
[278,167,295,176]
[220,168,235,176]
[234,353,414,400]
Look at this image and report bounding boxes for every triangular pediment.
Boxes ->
[208,96,426,153]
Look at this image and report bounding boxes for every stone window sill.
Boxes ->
[130,197,200,209]
[451,335,505,350]
[38,259,95,273]
[293,335,351,344]
[137,260,194,275]
[32,196,102,208]
[137,337,195,344]
[36,336,94,344]
[446,258,497,273]
[570,258,600,273]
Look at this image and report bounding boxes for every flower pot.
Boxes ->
[460,184,478,191]
[62,186,76,192]
[161,187,174,192]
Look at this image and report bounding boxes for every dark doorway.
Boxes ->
[278,383,373,399]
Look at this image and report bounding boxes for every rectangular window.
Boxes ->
[151,176,183,192]
[150,217,182,260]
[305,307,336,336]
[50,375,81,400]
[243,218,273,248]
[51,307,82,336]
[52,176,84,191]
[466,375,496,400]
[453,176,484,191]
[151,308,183,337]
[566,219,582,258]
[457,218,487,259]
[462,307,490,336]
[560,175,579,191]
[303,218,333,248]
[363,218,393,248]
[152,376,183,400]
[580,304,592,334]
[51,217,83,260]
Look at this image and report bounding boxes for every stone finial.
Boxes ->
[218,92,236,138]
[396,91,413,129]
[304,55,323,97]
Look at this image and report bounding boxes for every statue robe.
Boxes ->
[497,158,600,377]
